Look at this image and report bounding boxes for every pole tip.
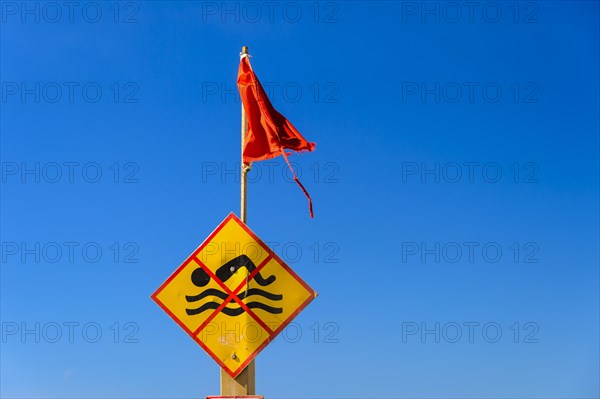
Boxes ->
[241,46,249,54]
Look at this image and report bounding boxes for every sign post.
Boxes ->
[220,45,255,397]
[150,46,317,399]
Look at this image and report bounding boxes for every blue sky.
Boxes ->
[1,1,598,398]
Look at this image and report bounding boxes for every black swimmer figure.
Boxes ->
[191,255,275,288]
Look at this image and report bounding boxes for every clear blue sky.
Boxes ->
[1,1,598,398]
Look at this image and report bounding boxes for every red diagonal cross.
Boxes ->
[191,253,276,336]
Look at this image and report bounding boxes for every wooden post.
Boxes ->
[219,45,256,396]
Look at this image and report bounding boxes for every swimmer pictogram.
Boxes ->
[185,255,283,316]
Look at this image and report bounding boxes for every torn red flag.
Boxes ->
[237,55,316,218]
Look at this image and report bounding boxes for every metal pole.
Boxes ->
[220,45,256,397]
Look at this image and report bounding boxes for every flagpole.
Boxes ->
[219,45,256,397]
[240,45,249,224]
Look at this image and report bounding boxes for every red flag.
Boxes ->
[237,55,316,218]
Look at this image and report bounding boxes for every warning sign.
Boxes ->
[151,213,317,377]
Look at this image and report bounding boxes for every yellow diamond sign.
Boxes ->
[151,212,317,377]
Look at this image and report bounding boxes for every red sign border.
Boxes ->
[151,212,317,378]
